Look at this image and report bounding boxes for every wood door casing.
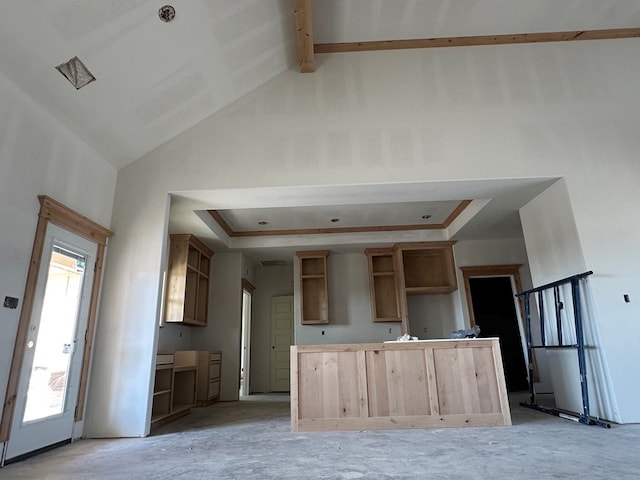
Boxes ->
[460,265,539,384]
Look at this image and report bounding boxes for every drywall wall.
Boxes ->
[156,323,194,353]
[407,294,457,339]
[295,253,403,345]
[452,237,552,392]
[520,179,619,421]
[251,265,294,393]
[454,237,534,325]
[191,252,244,401]
[0,71,116,428]
[92,39,640,436]
[154,249,254,400]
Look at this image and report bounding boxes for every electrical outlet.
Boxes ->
[3,296,18,309]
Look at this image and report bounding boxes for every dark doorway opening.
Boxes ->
[469,277,529,392]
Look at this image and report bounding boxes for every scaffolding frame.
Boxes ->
[516,271,610,428]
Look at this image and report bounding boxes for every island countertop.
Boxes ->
[291,338,511,431]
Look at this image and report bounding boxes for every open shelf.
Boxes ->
[297,251,329,325]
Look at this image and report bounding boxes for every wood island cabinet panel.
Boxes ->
[165,234,213,326]
[291,339,511,432]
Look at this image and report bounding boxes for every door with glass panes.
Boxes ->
[6,224,96,461]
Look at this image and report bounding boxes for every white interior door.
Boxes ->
[240,288,252,396]
[6,224,96,461]
[270,295,293,392]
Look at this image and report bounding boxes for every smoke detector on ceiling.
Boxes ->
[158,5,176,22]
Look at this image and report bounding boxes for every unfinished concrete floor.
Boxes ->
[1,394,638,479]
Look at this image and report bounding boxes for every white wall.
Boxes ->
[520,179,619,421]
[295,253,402,345]
[155,250,254,401]
[454,238,534,324]
[92,39,640,436]
[251,265,294,393]
[191,252,243,401]
[156,323,194,353]
[0,71,116,426]
[453,237,552,392]
[407,294,457,340]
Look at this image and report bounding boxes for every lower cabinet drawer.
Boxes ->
[209,380,220,398]
[156,353,175,365]
[209,363,221,379]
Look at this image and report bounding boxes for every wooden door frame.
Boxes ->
[460,265,523,328]
[460,264,538,382]
[0,196,112,444]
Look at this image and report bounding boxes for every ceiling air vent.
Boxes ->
[55,56,95,90]
[261,260,287,267]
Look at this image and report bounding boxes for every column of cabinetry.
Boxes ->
[365,248,403,322]
[200,351,222,405]
[396,241,457,294]
[151,353,174,427]
[365,242,457,327]
[296,250,329,324]
[164,234,213,326]
[151,352,197,429]
[175,350,222,406]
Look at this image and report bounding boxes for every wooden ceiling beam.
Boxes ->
[314,27,640,54]
[293,0,314,73]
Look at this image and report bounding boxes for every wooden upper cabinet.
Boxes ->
[164,234,213,326]
[296,250,329,325]
[396,241,457,294]
[365,248,403,322]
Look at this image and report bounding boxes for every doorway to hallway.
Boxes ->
[469,276,529,392]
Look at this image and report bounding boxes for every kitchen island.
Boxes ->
[291,338,511,431]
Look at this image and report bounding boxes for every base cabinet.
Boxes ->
[175,350,222,406]
[151,352,197,429]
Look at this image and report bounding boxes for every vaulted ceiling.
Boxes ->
[1,1,638,261]
[1,1,638,169]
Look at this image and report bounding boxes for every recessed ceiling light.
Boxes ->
[158,5,176,22]
[421,215,432,220]
[258,221,268,225]
[330,218,340,223]
[55,56,96,90]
